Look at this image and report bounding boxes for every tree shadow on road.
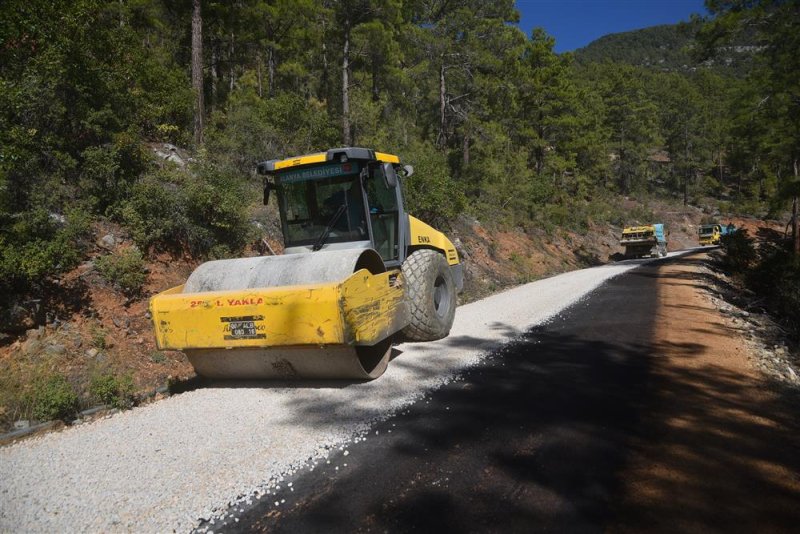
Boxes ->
[244,255,800,534]
[238,324,659,533]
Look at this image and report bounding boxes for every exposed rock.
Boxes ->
[1,300,43,334]
[85,348,99,358]
[22,339,43,356]
[166,153,185,166]
[13,420,30,430]
[153,143,187,168]
[98,234,117,249]
[112,317,131,329]
[44,343,66,356]
[26,327,44,340]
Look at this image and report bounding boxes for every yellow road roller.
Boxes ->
[149,147,463,380]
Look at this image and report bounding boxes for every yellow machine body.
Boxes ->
[620,224,667,259]
[408,216,460,265]
[150,269,406,351]
[619,225,656,243]
[699,224,721,246]
[149,147,461,380]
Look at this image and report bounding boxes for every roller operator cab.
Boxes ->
[258,147,462,282]
[149,147,462,381]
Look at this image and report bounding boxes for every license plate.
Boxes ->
[221,315,266,340]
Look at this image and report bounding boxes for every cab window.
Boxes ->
[366,166,400,261]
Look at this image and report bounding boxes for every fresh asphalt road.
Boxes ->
[219,259,662,532]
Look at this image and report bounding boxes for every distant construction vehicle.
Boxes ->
[698,223,736,246]
[620,224,668,259]
[149,148,462,381]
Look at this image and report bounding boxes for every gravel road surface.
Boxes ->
[0,255,676,532]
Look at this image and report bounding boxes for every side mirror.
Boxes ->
[402,164,414,178]
[263,180,275,205]
[382,162,398,188]
[257,161,270,175]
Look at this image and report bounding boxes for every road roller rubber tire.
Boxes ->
[401,249,456,341]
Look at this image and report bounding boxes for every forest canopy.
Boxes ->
[1,0,798,297]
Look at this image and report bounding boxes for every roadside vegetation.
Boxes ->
[720,229,800,337]
[0,0,798,429]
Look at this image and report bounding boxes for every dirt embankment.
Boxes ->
[613,254,800,532]
[450,199,742,302]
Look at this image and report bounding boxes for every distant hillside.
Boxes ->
[573,21,756,76]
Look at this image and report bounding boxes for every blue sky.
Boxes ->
[515,0,708,52]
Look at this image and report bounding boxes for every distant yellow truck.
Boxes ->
[698,223,736,246]
[620,224,667,259]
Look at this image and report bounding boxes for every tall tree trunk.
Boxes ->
[684,128,691,206]
[320,19,329,104]
[683,176,688,206]
[619,125,626,193]
[268,46,276,97]
[462,129,470,168]
[210,41,218,111]
[438,62,446,147]
[229,31,235,92]
[794,159,800,256]
[371,59,379,102]
[341,24,351,146]
[536,114,545,174]
[256,51,263,97]
[191,0,204,146]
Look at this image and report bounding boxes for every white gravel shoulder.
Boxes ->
[0,255,677,532]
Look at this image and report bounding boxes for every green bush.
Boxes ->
[119,168,189,249]
[205,74,338,175]
[119,165,254,256]
[719,229,757,272]
[89,372,135,410]
[90,323,107,350]
[30,375,79,422]
[0,207,92,294]
[398,140,466,227]
[95,248,147,296]
[745,241,800,335]
[79,136,149,215]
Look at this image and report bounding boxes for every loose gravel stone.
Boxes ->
[0,255,666,532]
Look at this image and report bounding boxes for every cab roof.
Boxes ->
[257,147,400,174]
